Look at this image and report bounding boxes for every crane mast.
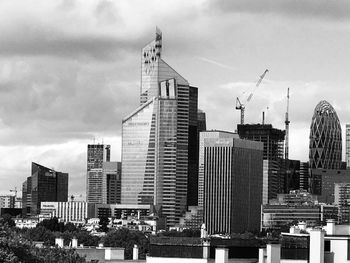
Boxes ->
[236,69,269,124]
[285,88,290,160]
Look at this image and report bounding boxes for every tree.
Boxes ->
[37,217,64,232]
[98,216,109,233]
[103,228,149,259]
[0,214,15,228]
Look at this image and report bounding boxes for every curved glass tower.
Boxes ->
[309,100,342,169]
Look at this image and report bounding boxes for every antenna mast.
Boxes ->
[285,88,290,159]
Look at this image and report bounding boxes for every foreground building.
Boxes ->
[203,135,263,234]
[22,162,68,216]
[121,29,198,226]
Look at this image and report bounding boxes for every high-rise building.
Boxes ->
[309,100,342,170]
[237,124,285,204]
[22,162,68,216]
[346,124,350,169]
[299,162,310,191]
[86,144,111,203]
[102,162,121,204]
[121,29,198,226]
[237,124,285,161]
[198,131,239,209]
[203,135,263,234]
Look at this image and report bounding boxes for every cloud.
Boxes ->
[210,0,350,20]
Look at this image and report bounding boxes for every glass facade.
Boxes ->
[309,100,342,169]
[22,162,68,216]
[203,137,263,234]
[122,30,198,226]
[346,124,350,169]
[86,144,110,203]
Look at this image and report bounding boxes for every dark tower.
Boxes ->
[309,100,342,169]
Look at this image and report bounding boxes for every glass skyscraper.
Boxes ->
[309,100,342,169]
[121,29,198,226]
[86,144,111,203]
[22,162,68,216]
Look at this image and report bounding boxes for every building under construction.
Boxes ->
[237,124,285,161]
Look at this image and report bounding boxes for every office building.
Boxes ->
[309,100,342,169]
[87,144,110,203]
[41,201,95,224]
[0,195,15,208]
[237,124,285,161]
[198,131,239,209]
[261,204,338,231]
[121,29,198,226]
[102,162,121,204]
[334,183,350,223]
[203,135,263,234]
[237,124,285,204]
[22,162,68,216]
[299,161,310,191]
[310,168,350,203]
[346,124,350,169]
[262,190,338,230]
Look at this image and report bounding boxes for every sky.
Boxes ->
[1,0,350,196]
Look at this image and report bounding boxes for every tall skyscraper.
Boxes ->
[346,124,350,169]
[86,144,110,203]
[121,29,198,226]
[198,130,239,209]
[238,124,285,203]
[203,135,263,234]
[309,100,342,169]
[22,162,68,216]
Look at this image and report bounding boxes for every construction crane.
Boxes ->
[10,187,17,198]
[236,69,269,124]
[285,88,290,160]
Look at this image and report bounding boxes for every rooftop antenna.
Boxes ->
[285,88,290,159]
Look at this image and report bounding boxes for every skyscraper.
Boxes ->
[203,135,263,234]
[346,124,350,169]
[238,124,285,202]
[22,162,68,216]
[309,100,342,169]
[121,29,198,226]
[86,144,111,203]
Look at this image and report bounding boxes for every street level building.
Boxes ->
[121,29,198,227]
[22,162,68,216]
[261,204,338,231]
[41,201,95,224]
[203,135,263,234]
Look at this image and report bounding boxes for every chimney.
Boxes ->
[215,247,228,263]
[133,245,139,260]
[309,229,325,263]
[326,219,335,235]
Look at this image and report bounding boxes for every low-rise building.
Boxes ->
[40,201,95,224]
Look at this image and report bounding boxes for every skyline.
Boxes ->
[2,0,350,195]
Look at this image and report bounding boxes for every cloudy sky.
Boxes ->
[1,0,350,196]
